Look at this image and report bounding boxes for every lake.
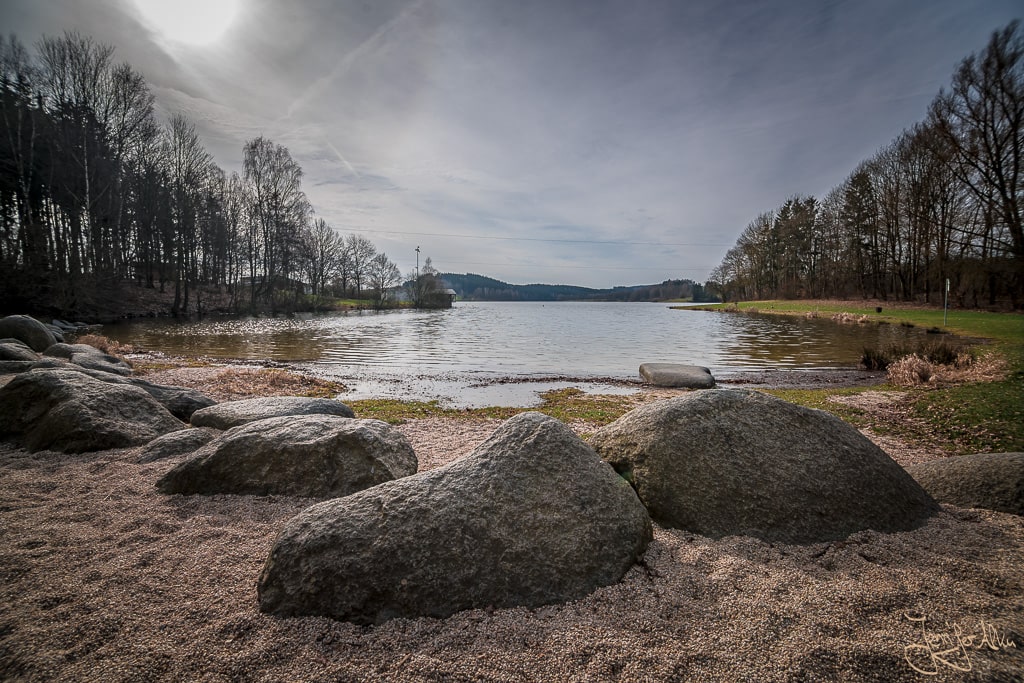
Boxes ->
[103,302,924,407]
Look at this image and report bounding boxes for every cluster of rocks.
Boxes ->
[2,314,1020,626]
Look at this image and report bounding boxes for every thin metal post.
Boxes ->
[943,278,949,327]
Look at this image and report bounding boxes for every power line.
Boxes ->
[441,260,711,272]
[342,226,729,248]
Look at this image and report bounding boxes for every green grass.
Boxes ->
[760,387,876,428]
[685,299,1023,455]
[683,300,1024,344]
[351,387,641,427]
[914,377,1024,453]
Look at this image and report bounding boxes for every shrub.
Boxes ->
[862,339,971,372]
[861,346,892,371]
[887,354,935,386]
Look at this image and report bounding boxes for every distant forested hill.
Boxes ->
[439,273,715,302]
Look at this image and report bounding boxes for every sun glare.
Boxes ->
[134,0,240,45]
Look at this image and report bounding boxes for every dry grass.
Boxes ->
[832,312,870,324]
[73,333,135,358]
[887,351,1008,387]
[886,355,936,386]
[210,368,346,400]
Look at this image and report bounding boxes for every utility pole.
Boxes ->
[415,246,420,308]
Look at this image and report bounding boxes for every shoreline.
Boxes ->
[127,351,889,408]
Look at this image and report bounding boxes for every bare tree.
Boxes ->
[929,21,1024,281]
[366,251,401,309]
[300,216,343,302]
[243,136,309,308]
[345,233,376,298]
[163,113,212,315]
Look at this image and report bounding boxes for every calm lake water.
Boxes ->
[103,302,926,407]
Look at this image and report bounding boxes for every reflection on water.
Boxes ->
[104,301,934,379]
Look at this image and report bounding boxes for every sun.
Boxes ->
[133,0,240,45]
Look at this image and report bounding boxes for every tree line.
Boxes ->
[0,31,407,317]
[709,22,1023,308]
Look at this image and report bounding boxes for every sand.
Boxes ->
[1,368,1022,681]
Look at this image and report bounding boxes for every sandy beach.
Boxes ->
[1,363,1021,682]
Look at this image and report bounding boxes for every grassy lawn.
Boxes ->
[684,299,1024,342]
[686,300,1024,454]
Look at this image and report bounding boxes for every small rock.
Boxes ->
[69,351,132,376]
[137,428,217,463]
[42,343,98,360]
[639,363,715,389]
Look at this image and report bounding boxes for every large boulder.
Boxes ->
[137,428,217,464]
[15,358,215,420]
[589,389,938,543]
[157,415,417,497]
[639,363,716,389]
[78,369,215,420]
[907,453,1024,516]
[190,396,354,429]
[257,412,652,624]
[0,368,185,453]
[0,315,56,352]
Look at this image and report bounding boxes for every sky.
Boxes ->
[2,1,1020,288]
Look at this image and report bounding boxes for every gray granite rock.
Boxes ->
[137,428,218,463]
[0,315,56,352]
[42,343,98,360]
[190,396,354,429]
[257,412,652,624]
[0,368,184,453]
[907,453,1023,515]
[157,415,416,497]
[69,350,132,376]
[590,389,938,543]
[639,363,715,388]
[0,342,40,362]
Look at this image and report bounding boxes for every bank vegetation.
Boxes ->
[709,22,1024,310]
[0,31,435,319]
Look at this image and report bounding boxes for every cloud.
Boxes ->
[2,0,1020,287]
